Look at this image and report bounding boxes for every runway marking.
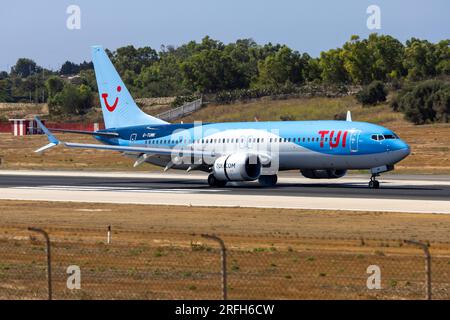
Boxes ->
[0,187,449,214]
[10,186,229,194]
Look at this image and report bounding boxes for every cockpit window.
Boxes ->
[371,134,379,141]
[384,133,400,139]
[378,134,385,141]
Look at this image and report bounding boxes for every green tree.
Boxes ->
[367,34,405,81]
[319,48,350,84]
[257,46,307,87]
[403,38,439,80]
[112,45,158,75]
[341,35,375,84]
[11,58,39,78]
[60,61,80,75]
[45,76,65,97]
[0,79,13,102]
[48,83,93,115]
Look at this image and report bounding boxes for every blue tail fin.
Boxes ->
[91,46,168,128]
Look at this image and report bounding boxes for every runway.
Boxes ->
[0,170,449,213]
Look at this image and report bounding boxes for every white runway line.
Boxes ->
[1,169,449,186]
[11,186,227,193]
[0,187,449,214]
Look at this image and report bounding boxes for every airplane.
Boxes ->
[35,46,410,189]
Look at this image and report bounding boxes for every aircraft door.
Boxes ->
[350,130,360,152]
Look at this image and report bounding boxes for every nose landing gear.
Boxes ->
[369,174,380,189]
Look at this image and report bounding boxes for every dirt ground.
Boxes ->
[0,201,449,300]
[1,200,450,241]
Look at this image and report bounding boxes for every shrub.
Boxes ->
[391,80,450,124]
[356,80,387,106]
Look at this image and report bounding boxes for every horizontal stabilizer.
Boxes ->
[34,116,61,153]
[35,142,58,154]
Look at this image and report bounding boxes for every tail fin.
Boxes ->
[91,46,168,128]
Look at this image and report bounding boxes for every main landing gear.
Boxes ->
[207,174,227,187]
[258,175,278,187]
[368,174,380,189]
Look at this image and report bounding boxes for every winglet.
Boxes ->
[34,116,60,153]
[346,110,352,122]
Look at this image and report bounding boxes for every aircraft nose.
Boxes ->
[392,140,410,161]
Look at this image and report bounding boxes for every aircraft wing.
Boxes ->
[48,128,120,138]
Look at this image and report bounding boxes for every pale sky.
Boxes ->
[0,0,449,71]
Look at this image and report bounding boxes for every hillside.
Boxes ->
[0,96,449,174]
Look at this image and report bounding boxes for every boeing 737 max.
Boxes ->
[35,46,410,189]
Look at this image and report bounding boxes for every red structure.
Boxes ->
[8,119,43,136]
[0,120,104,135]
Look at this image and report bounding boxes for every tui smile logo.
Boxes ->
[101,86,121,112]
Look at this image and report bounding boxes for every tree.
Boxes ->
[403,38,442,80]
[60,61,80,75]
[319,48,350,84]
[257,46,307,88]
[0,79,13,102]
[45,76,65,97]
[342,35,375,84]
[11,58,39,78]
[48,83,93,115]
[367,34,405,81]
[112,45,158,75]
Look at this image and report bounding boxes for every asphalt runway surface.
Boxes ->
[0,171,449,213]
[0,171,449,200]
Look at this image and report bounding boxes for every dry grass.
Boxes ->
[1,200,450,242]
[1,201,449,299]
[0,96,449,173]
[0,133,161,171]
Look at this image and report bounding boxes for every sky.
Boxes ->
[0,0,449,71]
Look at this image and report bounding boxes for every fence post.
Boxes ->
[28,227,52,300]
[404,240,432,300]
[107,225,112,244]
[201,234,227,300]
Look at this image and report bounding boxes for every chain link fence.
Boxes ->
[0,226,449,300]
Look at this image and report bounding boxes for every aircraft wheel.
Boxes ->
[258,175,278,187]
[368,180,380,189]
[208,174,227,187]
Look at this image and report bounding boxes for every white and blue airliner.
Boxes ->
[35,46,410,189]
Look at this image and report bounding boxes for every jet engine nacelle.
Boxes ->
[300,169,347,179]
[213,153,261,181]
